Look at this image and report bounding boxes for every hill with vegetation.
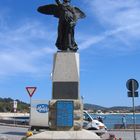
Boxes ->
[84,103,140,113]
[0,98,29,112]
[84,103,107,110]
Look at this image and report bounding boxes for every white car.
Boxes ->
[83,111,107,136]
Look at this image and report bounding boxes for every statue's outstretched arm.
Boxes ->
[55,0,62,5]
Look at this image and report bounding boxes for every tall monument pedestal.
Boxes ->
[49,52,83,131]
[52,52,80,99]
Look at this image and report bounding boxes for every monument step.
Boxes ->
[27,129,101,140]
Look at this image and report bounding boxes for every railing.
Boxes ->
[102,118,140,130]
[91,113,140,130]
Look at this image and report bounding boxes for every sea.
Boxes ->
[91,113,140,129]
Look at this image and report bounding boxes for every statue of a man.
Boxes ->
[37,0,86,52]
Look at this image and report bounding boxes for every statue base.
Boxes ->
[27,129,101,140]
[52,52,80,99]
[49,52,83,131]
[49,52,82,131]
[49,99,83,131]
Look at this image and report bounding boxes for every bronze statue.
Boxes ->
[37,0,86,52]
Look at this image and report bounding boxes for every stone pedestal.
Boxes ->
[27,129,101,140]
[49,52,83,131]
[49,99,83,131]
[52,52,79,99]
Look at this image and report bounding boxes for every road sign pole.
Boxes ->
[26,87,37,128]
[29,96,32,127]
[126,79,139,140]
[132,80,136,140]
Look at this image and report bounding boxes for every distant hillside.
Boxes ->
[108,106,132,110]
[84,103,107,110]
[0,98,29,112]
[84,103,140,113]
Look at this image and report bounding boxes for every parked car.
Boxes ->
[83,111,107,136]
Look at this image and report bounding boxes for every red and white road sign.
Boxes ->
[26,87,37,97]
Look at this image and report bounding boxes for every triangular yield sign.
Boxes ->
[26,87,37,97]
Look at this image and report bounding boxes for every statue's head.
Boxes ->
[63,0,71,3]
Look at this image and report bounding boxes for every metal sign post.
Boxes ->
[126,79,139,140]
[26,87,37,126]
[132,80,136,140]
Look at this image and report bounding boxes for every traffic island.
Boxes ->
[27,129,101,140]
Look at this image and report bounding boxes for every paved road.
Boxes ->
[1,125,140,140]
[102,130,140,140]
[111,130,140,140]
[0,125,28,140]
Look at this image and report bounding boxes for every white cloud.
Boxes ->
[0,16,56,77]
[89,0,140,26]
[79,22,140,50]
[81,0,140,51]
[0,9,10,30]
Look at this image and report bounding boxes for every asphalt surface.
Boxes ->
[0,125,28,140]
[1,125,140,140]
[102,130,140,140]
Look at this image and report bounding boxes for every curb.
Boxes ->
[0,123,29,128]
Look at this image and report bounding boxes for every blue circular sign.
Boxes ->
[126,79,139,91]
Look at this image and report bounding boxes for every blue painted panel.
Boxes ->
[56,101,73,127]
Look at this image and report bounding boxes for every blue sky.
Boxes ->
[0,0,140,107]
